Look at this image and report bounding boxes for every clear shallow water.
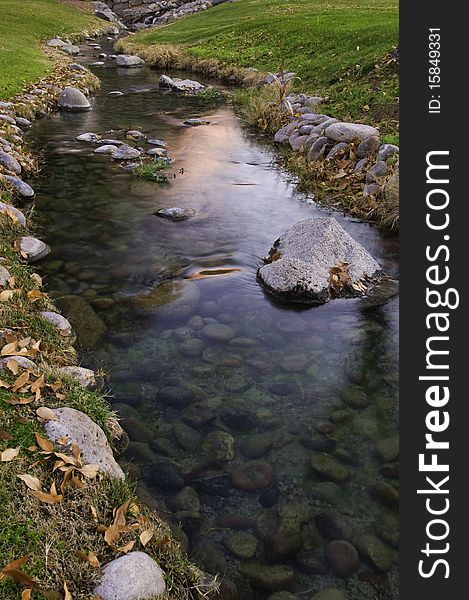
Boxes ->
[29,40,399,599]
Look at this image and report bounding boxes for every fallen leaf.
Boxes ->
[1,556,30,572]
[6,359,19,375]
[139,528,154,547]
[0,379,10,388]
[21,589,32,600]
[17,474,42,492]
[79,464,99,479]
[87,550,100,568]
[118,540,135,554]
[12,371,30,392]
[30,374,45,394]
[35,433,53,453]
[0,447,20,461]
[31,273,43,287]
[4,396,35,405]
[0,290,14,301]
[0,430,12,441]
[63,579,72,600]
[31,490,63,504]
[36,407,58,421]
[27,290,45,303]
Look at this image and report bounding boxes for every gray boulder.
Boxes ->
[94,144,119,155]
[94,552,166,600]
[0,202,26,226]
[257,217,381,304]
[112,145,141,160]
[39,311,74,338]
[60,44,80,56]
[155,207,196,221]
[116,55,145,68]
[325,122,379,143]
[378,143,399,162]
[19,237,51,263]
[58,87,90,111]
[159,74,205,93]
[59,366,96,388]
[2,175,35,197]
[46,38,65,48]
[0,151,22,174]
[45,407,124,479]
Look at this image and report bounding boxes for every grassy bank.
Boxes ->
[123,0,399,135]
[0,0,101,98]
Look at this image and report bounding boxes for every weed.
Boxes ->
[133,158,171,182]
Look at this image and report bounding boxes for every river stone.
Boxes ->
[94,552,165,600]
[147,147,169,158]
[58,87,90,111]
[325,540,360,577]
[376,436,399,463]
[158,385,196,407]
[39,311,73,337]
[46,38,65,47]
[132,280,200,319]
[0,356,36,371]
[173,422,201,451]
[268,593,296,600]
[232,460,273,492]
[0,202,26,226]
[238,563,294,592]
[148,139,166,147]
[59,366,96,388]
[312,589,346,600]
[378,143,399,162]
[69,63,86,72]
[366,160,389,182]
[307,136,329,161]
[0,151,21,174]
[167,486,200,513]
[202,323,235,342]
[3,175,35,197]
[146,457,184,490]
[116,55,145,68]
[325,142,348,161]
[108,90,124,96]
[325,122,379,142]
[60,44,80,56]
[356,135,381,159]
[310,453,350,483]
[0,114,16,125]
[203,430,235,464]
[54,295,107,349]
[225,532,258,559]
[76,132,99,142]
[239,433,272,459]
[155,207,196,221]
[112,145,141,160]
[19,237,50,263]
[257,217,381,304]
[355,533,392,572]
[178,338,205,357]
[45,407,124,479]
[94,144,119,154]
[126,130,146,141]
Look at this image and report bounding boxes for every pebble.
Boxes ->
[238,563,294,592]
[231,460,273,492]
[239,433,273,459]
[224,532,258,559]
[202,323,236,341]
[325,540,360,577]
[94,144,118,154]
[310,453,350,483]
[112,145,141,160]
[312,589,347,600]
[215,513,254,530]
[173,422,201,451]
[355,533,392,572]
[376,436,399,462]
[178,338,205,357]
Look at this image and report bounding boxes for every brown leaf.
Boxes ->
[70,474,87,489]
[17,474,42,492]
[35,433,53,453]
[0,290,14,301]
[63,579,72,600]
[1,556,30,572]
[27,290,45,303]
[53,452,81,467]
[1,568,37,588]
[118,540,135,554]
[36,407,58,421]
[90,505,99,522]
[31,490,63,504]
[7,359,19,374]
[21,589,32,600]
[30,374,45,394]
[79,464,99,479]
[0,447,20,461]
[0,379,11,388]
[87,550,100,568]
[3,396,35,405]
[139,528,154,547]
[12,371,30,392]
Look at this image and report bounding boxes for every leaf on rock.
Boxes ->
[79,464,99,479]
[36,407,58,421]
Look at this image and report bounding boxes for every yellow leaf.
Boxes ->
[21,589,32,600]
[17,474,42,492]
[27,290,45,303]
[0,290,14,301]
[118,540,135,554]
[30,374,45,394]
[31,490,63,504]
[139,528,154,547]
[35,433,53,453]
[0,447,20,461]
[87,550,100,568]
[6,359,19,375]
[36,407,58,421]
[63,579,72,600]
[79,464,99,479]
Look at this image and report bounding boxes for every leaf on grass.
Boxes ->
[118,540,135,554]
[0,379,10,388]
[35,432,53,453]
[90,505,99,523]
[1,556,30,572]
[79,464,99,479]
[36,407,58,421]
[27,290,45,303]
[31,374,45,394]
[63,579,72,600]
[1,569,37,588]
[31,490,63,504]
[139,528,154,547]
[0,290,14,301]
[21,590,32,600]
[12,371,30,392]
[4,396,35,405]
[87,550,100,568]
[31,273,43,287]
[0,447,20,461]
[17,474,42,492]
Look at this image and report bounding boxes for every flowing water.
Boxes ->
[29,39,399,599]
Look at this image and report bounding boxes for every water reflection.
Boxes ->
[30,40,399,599]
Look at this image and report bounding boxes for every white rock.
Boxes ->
[76,132,99,142]
[94,552,166,600]
[115,55,145,68]
[257,217,381,304]
[59,366,96,388]
[324,122,379,143]
[39,311,73,337]
[0,265,12,286]
[45,407,124,479]
[94,144,119,154]
[19,237,51,263]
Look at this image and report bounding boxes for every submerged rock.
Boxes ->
[45,407,124,479]
[155,207,196,221]
[132,280,201,319]
[238,563,294,592]
[58,87,90,111]
[55,295,107,349]
[257,217,381,304]
[94,552,165,600]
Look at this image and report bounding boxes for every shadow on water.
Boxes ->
[28,39,399,599]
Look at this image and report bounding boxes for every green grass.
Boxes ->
[0,0,101,99]
[130,0,399,129]
[133,158,171,182]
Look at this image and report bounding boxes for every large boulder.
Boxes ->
[0,151,22,174]
[94,552,166,600]
[159,75,205,93]
[116,55,145,68]
[324,122,379,143]
[2,175,35,198]
[257,217,381,304]
[58,87,90,112]
[44,407,124,479]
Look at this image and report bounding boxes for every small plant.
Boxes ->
[196,87,225,103]
[265,69,300,114]
[133,158,171,182]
